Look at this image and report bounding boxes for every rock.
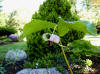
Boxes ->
[3,49,28,74]
[5,49,27,62]
[16,67,69,74]
[16,68,33,74]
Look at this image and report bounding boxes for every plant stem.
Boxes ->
[60,42,73,74]
[52,24,73,73]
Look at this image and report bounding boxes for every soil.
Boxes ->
[2,59,28,74]
[91,56,100,74]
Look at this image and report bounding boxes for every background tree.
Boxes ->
[32,0,79,23]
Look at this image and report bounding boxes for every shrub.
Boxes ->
[26,31,61,61]
[0,26,17,37]
[61,30,85,45]
[32,0,79,23]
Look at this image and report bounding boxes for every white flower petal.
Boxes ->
[49,34,60,43]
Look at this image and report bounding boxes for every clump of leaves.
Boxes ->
[85,59,92,67]
[70,40,100,57]
[23,19,96,37]
[24,53,67,73]
[0,25,17,37]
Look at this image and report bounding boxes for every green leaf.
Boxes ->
[58,19,69,36]
[70,21,87,33]
[80,20,97,35]
[23,20,57,36]
[57,19,87,37]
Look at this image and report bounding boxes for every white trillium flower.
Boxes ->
[49,34,60,43]
[43,33,60,43]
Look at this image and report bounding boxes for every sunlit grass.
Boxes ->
[0,42,27,62]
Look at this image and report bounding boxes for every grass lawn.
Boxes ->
[0,42,27,63]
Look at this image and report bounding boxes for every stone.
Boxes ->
[16,67,69,74]
[5,49,27,62]
[3,49,28,74]
[16,68,33,74]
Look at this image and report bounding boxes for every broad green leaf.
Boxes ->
[57,19,87,37]
[23,20,57,36]
[58,19,69,36]
[80,20,97,35]
[69,21,87,33]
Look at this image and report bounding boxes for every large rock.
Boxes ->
[16,68,33,74]
[16,67,69,74]
[5,49,27,62]
[3,49,28,74]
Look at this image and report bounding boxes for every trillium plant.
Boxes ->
[42,26,73,73]
[23,18,97,74]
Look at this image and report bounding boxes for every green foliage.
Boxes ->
[85,59,92,67]
[24,19,97,62]
[0,11,18,27]
[24,19,96,37]
[24,62,33,68]
[70,40,100,57]
[24,0,96,69]
[0,42,27,62]
[0,26,17,36]
[24,19,88,61]
[0,64,6,74]
[24,53,67,73]
[26,31,60,61]
[6,11,17,26]
[57,19,87,37]
[80,20,97,35]
[57,65,65,73]
[18,33,24,41]
[0,36,12,43]
[32,0,79,23]
[23,20,56,36]
[61,30,85,45]
[23,19,86,37]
